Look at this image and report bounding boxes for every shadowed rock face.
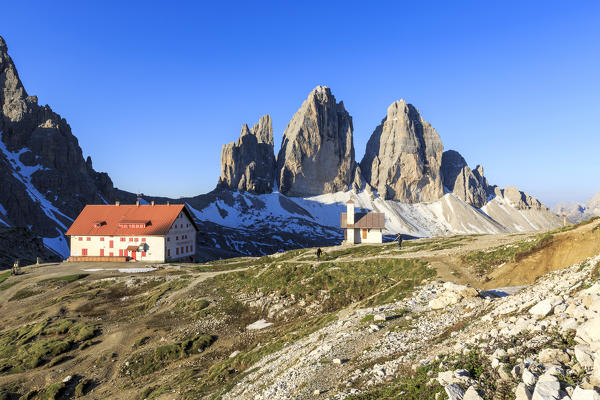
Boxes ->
[360,100,443,203]
[0,35,116,238]
[441,150,489,208]
[277,86,363,197]
[218,115,276,194]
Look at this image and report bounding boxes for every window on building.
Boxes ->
[109,240,114,248]
[134,238,139,242]
[167,249,170,257]
[142,251,146,257]
[176,236,179,241]
[141,238,146,242]
[129,238,133,242]
[167,237,170,242]
[100,237,104,241]
[120,237,126,242]
[176,248,179,255]
[78,237,82,241]
[109,252,114,256]
[82,249,88,256]
[119,249,123,256]
[86,237,91,241]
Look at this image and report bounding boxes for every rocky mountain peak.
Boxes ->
[441,150,489,208]
[218,114,276,194]
[0,35,117,246]
[360,100,444,202]
[276,86,363,197]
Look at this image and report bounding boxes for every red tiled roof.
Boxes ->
[66,204,199,236]
[340,212,385,229]
[126,245,140,251]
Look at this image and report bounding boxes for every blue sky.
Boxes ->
[2,1,599,205]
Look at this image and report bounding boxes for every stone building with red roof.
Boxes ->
[65,201,198,262]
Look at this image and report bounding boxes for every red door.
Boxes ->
[131,250,136,260]
[100,249,104,256]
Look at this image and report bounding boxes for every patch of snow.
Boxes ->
[246,319,273,330]
[83,268,105,272]
[98,193,109,205]
[0,140,73,230]
[117,267,156,273]
[43,228,70,259]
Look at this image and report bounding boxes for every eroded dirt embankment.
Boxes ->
[485,220,600,288]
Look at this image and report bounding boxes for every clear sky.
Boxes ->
[2,1,599,205]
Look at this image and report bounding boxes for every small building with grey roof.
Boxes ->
[340,200,385,244]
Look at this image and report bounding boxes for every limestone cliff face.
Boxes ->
[441,150,488,208]
[0,35,116,239]
[277,86,363,197]
[360,100,443,203]
[217,115,276,194]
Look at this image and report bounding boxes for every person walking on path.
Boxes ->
[395,233,403,249]
[316,247,323,260]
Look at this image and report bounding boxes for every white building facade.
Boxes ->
[340,200,384,244]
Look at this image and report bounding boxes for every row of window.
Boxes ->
[81,249,147,257]
[167,245,193,257]
[173,223,191,229]
[77,237,146,242]
[167,234,189,242]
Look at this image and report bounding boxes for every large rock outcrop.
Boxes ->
[441,150,489,208]
[276,86,363,197]
[489,186,544,210]
[217,115,276,194]
[0,35,117,247]
[360,100,443,202]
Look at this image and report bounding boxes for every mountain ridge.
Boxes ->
[0,36,563,263]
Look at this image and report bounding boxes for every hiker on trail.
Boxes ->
[316,247,323,260]
[395,233,403,248]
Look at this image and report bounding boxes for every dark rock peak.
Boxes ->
[218,114,276,194]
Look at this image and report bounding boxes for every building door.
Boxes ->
[100,249,104,256]
[131,251,136,260]
[362,229,367,239]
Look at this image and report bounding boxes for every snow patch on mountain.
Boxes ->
[43,228,70,258]
[0,140,73,230]
[189,189,560,247]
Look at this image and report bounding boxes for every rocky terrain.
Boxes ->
[0,214,598,399]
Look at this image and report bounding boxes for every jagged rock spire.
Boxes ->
[218,115,276,194]
[360,100,444,202]
[276,86,363,197]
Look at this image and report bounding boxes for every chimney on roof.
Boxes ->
[346,201,355,225]
[151,201,155,206]
[115,201,120,206]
